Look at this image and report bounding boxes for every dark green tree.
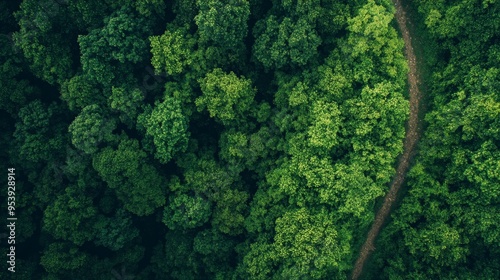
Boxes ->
[41,242,89,274]
[13,0,76,85]
[78,6,150,86]
[162,193,212,230]
[13,100,66,164]
[195,0,250,52]
[61,74,105,111]
[139,95,189,164]
[93,209,139,251]
[253,16,321,70]
[109,86,144,127]
[92,139,166,216]
[69,104,117,155]
[43,186,97,245]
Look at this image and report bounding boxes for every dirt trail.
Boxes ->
[350,0,422,279]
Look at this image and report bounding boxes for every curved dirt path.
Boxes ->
[350,0,422,279]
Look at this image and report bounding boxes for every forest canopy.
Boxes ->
[0,0,498,279]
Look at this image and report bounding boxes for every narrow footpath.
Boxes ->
[350,0,423,279]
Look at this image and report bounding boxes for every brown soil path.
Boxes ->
[350,0,422,279]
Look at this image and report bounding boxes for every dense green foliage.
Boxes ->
[369,0,500,279]
[1,0,497,279]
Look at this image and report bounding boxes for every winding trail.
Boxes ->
[350,0,423,279]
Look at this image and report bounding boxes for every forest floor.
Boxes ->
[350,0,423,279]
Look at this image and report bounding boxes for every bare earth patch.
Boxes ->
[350,0,423,279]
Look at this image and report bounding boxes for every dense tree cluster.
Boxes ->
[2,0,497,279]
[370,0,500,279]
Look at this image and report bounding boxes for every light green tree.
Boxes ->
[196,68,256,126]
[150,25,196,76]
